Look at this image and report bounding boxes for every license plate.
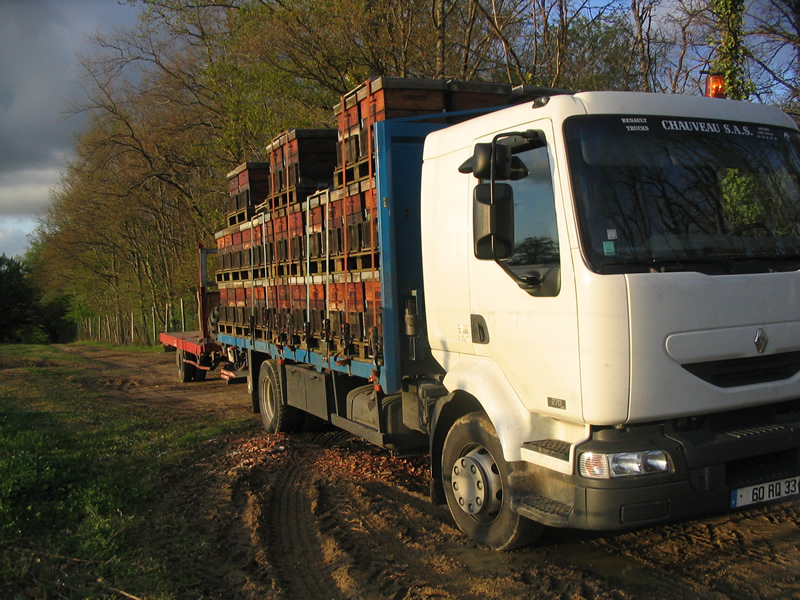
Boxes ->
[730,476,800,508]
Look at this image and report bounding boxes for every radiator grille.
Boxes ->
[682,351,800,388]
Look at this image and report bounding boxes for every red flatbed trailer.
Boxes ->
[160,330,222,382]
[159,245,241,382]
[159,330,213,356]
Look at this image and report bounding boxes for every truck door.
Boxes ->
[466,122,581,423]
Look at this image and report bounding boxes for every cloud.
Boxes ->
[0,167,60,217]
[0,2,85,172]
[0,0,137,219]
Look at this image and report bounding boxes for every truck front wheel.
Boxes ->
[258,359,303,433]
[442,411,542,550]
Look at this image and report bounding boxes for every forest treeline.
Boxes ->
[13,0,800,344]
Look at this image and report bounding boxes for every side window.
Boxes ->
[504,146,560,296]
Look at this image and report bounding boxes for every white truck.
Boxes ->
[183,78,800,549]
[416,86,800,549]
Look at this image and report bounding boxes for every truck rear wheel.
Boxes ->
[258,359,303,433]
[442,411,542,550]
[176,349,196,383]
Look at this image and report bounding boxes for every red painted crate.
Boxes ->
[234,287,246,307]
[364,281,381,307]
[329,199,344,223]
[273,213,289,240]
[361,77,446,119]
[288,207,304,236]
[277,283,291,309]
[309,284,325,310]
[345,193,364,216]
[307,204,324,233]
[227,162,271,211]
[335,90,361,133]
[328,283,344,311]
[291,284,307,308]
[346,282,364,308]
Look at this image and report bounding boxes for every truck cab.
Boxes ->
[418,92,800,548]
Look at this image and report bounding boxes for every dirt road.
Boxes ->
[67,345,800,599]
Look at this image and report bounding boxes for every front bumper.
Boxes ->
[513,408,800,531]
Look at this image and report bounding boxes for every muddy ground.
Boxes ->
[66,345,800,599]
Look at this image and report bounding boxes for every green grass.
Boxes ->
[0,344,253,599]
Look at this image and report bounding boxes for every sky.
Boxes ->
[0,0,139,258]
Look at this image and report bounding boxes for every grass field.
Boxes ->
[0,344,252,599]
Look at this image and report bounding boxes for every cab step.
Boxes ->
[513,495,573,527]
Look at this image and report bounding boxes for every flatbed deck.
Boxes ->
[159,330,219,356]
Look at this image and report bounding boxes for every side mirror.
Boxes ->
[460,143,512,180]
[474,183,514,260]
[459,130,545,181]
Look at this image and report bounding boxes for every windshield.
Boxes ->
[565,115,800,274]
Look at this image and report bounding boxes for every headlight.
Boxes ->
[579,450,670,479]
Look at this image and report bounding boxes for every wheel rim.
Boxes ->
[450,445,503,521]
[261,379,276,423]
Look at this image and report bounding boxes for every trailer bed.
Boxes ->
[159,331,219,356]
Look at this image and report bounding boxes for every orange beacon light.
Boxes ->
[705,74,726,98]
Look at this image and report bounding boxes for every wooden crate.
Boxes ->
[267,129,337,196]
[446,80,512,111]
[227,162,271,218]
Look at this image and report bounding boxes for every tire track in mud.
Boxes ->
[313,480,461,600]
[224,423,800,599]
[256,434,447,600]
[253,433,485,600]
[254,437,576,600]
[262,459,341,600]
[568,503,800,600]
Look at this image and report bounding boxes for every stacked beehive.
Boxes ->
[214,78,548,363]
[215,132,338,339]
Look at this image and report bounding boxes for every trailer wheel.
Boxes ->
[193,354,211,382]
[258,359,303,433]
[176,349,196,383]
[442,411,542,550]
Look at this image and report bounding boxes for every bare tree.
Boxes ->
[748,0,800,111]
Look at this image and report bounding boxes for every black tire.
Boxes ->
[258,359,304,433]
[442,411,543,550]
[176,349,196,383]
[208,305,220,341]
[193,354,211,382]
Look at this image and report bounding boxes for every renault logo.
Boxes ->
[754,328,769,354]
